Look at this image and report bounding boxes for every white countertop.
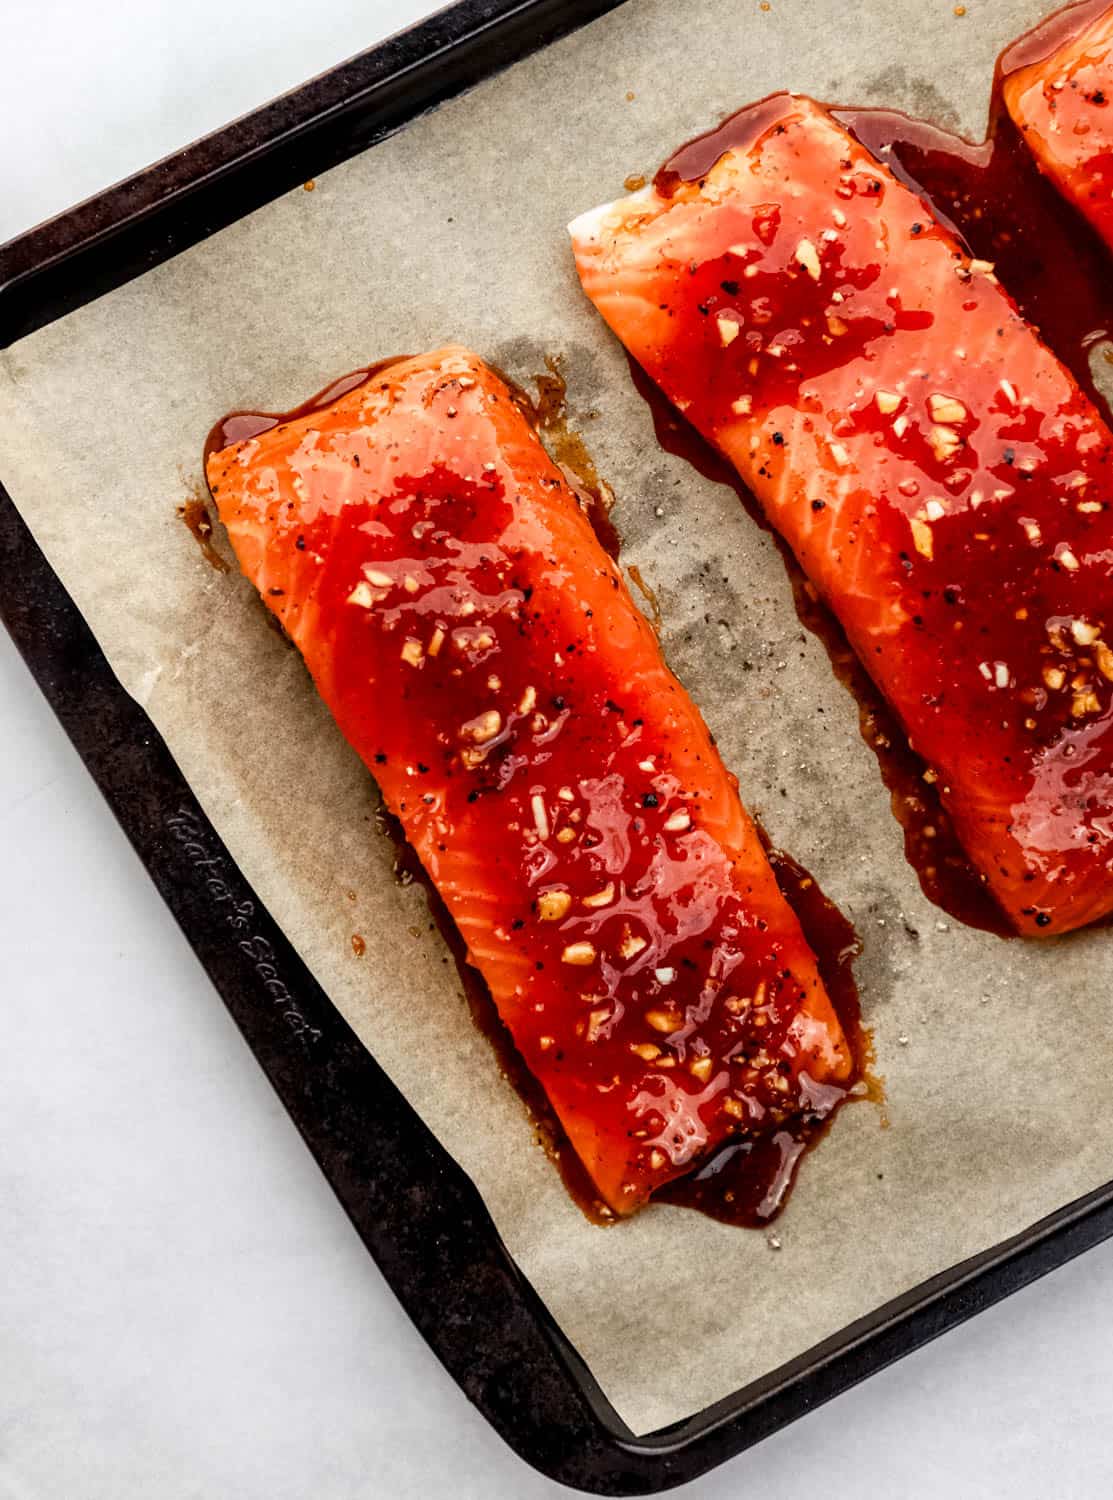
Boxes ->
[4,4,1112,1495]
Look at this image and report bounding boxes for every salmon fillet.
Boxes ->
[570,93,1113,938]
[1004,2,1113,252]
[206,347,853,1215]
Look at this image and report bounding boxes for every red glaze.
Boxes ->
[835,109,1113,414]
[621,64,1113,937]
[571,95,1113,937]
[378,790,873,1227]
[1003,0,1113,252]
[206,347,854,1215]
[626,353,1013,936]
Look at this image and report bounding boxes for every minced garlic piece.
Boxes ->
[531,794,550,840]
[645,1009,680,1033]
[663,809,691,832]
[619,928,648,959]
[586,1007,611,1043]
[347,581,375,608]
[876,389,901,415]
[538,889,571,922]
[795,237,822,280]
[910,517,934,560]
[717,315,741,346]
[363,568,393,587]
[562,941,596,966]
[400,638,424,666]
[928,424,962,463]
[928,394,967,424]
[463,709,502,744]
[582,883,615,909]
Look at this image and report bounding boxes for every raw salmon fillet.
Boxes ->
[570,94,1113,937]
[1004,2,1113,252]
[206,347,852,1215]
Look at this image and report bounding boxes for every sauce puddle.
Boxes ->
[178,492,230,573]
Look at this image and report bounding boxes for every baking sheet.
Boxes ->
[2,0,1112,1438]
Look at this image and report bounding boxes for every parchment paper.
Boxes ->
[3,0,1112,1437]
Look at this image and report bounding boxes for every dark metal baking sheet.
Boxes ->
[4,0,1113,1491]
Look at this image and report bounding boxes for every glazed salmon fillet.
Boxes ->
[206,347,853,1215]
[570,94,1113,937]
[1004,2,1113,252]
